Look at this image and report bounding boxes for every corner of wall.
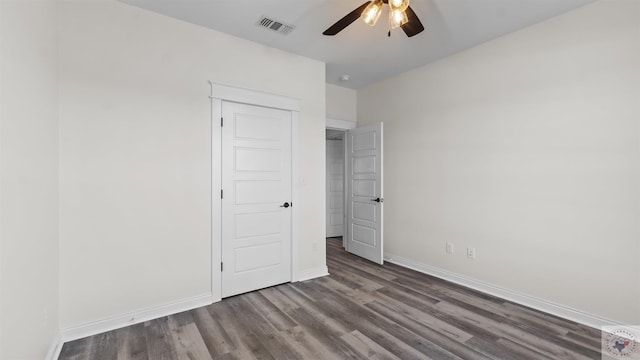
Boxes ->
[326,84,357,123]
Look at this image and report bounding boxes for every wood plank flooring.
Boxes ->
[59,237,603,359]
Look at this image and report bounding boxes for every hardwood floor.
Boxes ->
[59,237,603,359]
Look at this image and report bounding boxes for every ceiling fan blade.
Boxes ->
[323,2,371,36]
[401,6,425,37]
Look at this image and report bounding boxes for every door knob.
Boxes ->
[371,198,383,203]
[280,202,291,208]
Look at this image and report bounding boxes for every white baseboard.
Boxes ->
[295,266,329,282]
[60,293,213,343]
[384,252,623,329]
[46,332,63,360]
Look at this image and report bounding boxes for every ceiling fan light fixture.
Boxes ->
[389,8,409,29]
[361,0,383,26]
[389,0,410,12]
[323,0,423,38]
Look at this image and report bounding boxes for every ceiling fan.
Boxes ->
[323,0,424,38]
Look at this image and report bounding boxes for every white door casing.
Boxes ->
[210,82,301,302]
[221,101,293,297]
[346,122,383,265]
[326,139,344,237]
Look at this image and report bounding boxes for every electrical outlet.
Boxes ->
[467,247,476,260]
[446,242,454,254]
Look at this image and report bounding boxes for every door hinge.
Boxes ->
[221,262,224,271]
[221,117,223,127]
[221,189,224,199]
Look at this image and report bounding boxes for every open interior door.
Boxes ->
[345,122,383,265]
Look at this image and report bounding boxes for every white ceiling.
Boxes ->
[120,0,596,89]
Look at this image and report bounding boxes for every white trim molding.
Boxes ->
[295,266,330,282]
[210,92,222,303]
[46,332,63,360]
[210,82,300,112]
[291,111,301,283]
[384,252,624,329]
[326,117,357,130]
[60,294,213,343]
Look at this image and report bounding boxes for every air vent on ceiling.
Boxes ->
[257,16,295,35]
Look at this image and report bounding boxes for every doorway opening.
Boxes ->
[326,129,346,242]
[325,122,384,266]
[325,119,353,255]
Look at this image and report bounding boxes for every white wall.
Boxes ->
[0,0,60,358]
[358,0,639,324]
[59,0,326,328]
[327,84,357,122]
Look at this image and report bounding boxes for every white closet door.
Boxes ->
[221,101,292,297]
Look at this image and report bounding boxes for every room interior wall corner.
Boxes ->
[57,0,326,333]
[356,0,640,325]
[326,84,357,123]
[0,0,61,359]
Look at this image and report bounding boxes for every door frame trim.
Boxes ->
[210,82,300,302]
